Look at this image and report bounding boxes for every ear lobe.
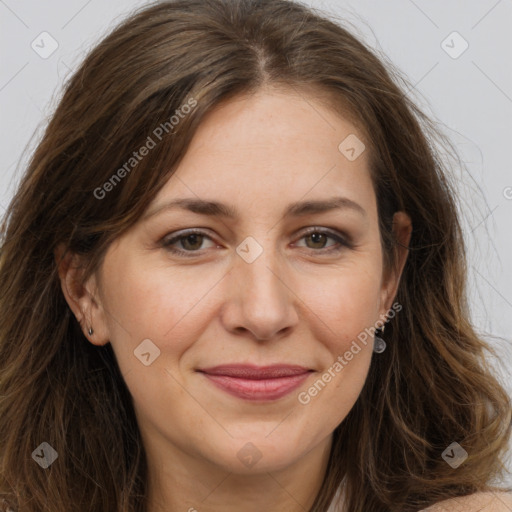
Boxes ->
[54,243,109,346]
[380,211,412,315]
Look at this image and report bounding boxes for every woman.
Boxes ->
[0,1,510,511]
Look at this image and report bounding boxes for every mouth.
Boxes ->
[197,364,314,401]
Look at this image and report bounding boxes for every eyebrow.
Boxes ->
[142,196,367,221]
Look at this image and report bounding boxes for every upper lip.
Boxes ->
[198,364,312,379]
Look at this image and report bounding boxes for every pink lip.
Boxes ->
[198,364,313,401]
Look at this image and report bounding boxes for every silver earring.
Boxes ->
[88,327,94,336]
[373,326,386,353]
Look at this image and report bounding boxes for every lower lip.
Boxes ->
[201,372,311,401]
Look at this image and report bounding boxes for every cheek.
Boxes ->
[295,257,383,351]
[294,269,378,428]
[101,256,224,363]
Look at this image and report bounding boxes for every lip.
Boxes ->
[198,364,313,401]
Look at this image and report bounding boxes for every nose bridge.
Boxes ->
[223,233,297,339]
[235,233,286,302]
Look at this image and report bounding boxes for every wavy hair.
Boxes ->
[0,1,510,510]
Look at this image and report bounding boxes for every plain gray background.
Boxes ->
[1,0,511,484]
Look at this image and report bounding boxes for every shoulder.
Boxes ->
[421,491,512,512]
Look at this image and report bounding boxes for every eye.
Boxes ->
[294,227,351,253]
[161,229,217,256]
[160,227,351,258]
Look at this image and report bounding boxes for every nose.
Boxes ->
[219,241,299,341]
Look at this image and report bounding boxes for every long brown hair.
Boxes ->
[0,1,510,510]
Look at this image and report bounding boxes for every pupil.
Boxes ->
[309,233,325,248]
[184,234,202,250]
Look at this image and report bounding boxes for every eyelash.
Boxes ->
[160,227,352,258]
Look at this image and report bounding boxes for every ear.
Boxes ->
[54,243,110,346]
[378,211,412,318]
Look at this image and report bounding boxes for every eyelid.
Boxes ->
[160,228,219,254]
[292,226,353,251]
[297,226,351,243]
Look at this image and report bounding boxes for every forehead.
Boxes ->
[152,88,376,220]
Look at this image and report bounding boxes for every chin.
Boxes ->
[202,429,313,475]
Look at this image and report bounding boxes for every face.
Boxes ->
[59,87,411,478]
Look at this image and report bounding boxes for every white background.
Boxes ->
[1,0,511,484]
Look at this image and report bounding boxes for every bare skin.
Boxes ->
[423,491,512,512]
[57,86,412,512]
